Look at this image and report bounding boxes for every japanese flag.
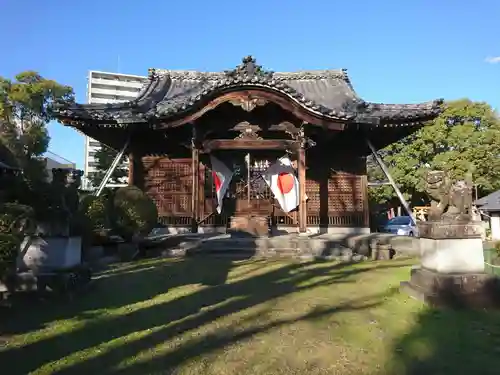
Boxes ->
[261,157,299,213]
[210,155,233,214]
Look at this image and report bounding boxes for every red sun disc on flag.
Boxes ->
[212,171,222,192]
[277,172,294,194]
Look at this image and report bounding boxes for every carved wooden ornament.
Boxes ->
[229,97,267,112]
[231,121,263,140]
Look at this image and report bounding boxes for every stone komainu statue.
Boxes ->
[424,169,474,222]
[48,168,83,235]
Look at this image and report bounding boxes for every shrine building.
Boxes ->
[53,56,443,236]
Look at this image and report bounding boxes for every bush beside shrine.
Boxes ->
[79,194,115,255]
[77,187,158,262]
[80,194,112,233]
[0,233,21,278]
[493,241,500,264]
[112,186,158,242]
[0,203,34,280]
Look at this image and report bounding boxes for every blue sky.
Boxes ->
[1,0,499,169]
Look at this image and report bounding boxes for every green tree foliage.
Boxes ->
[113,186,158,241]
[366,154,401,208]
[88,144,127,188]
[0,71,74,214]
[368,99,500,206]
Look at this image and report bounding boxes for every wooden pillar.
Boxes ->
[298,145,307,233]
[191,125,200,233]
[128,151,134,186]
[361,173,370,229]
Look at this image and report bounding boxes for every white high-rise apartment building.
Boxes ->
[84,70,147,185]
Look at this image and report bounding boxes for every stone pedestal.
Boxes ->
[418,221,485,273]
[401,221,500,308]
[17,236,82,272]
[420,237,484,273]
[417,221,484,239]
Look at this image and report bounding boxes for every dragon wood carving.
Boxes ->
[424,169,474,222]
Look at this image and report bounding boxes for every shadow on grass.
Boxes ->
[0,257,235,336]
[0,258,409,374]
[386,306,500,375]
[113,290,395,375]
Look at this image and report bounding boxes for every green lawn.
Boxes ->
[1,256,500,375]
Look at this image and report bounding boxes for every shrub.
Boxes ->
[113,186,158,241]
[0,233,21,278]
[80,194,112,232]
[0,203,35,235]
[0,203,34,278]
[494,241,500,258]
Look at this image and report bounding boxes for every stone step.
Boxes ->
[191,244,353,255]
[196,237,347,248]
[182,236,357,260]
[187,250,366,262]
[197,238,347,246]
[192,245,352,256]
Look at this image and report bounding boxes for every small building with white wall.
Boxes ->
[476,190,500,240]
[42,151,76,182]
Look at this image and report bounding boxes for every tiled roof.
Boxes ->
[476,190,500,211]
[53,56,443,128]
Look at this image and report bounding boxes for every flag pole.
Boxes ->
[245,153,251,207]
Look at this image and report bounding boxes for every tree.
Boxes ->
[0,71,74,214]
[88,144,128,188]
[368,99,500,206]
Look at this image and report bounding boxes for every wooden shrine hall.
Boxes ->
[54,56,443,236]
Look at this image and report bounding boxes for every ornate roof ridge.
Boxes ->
[274,70,347,80]
[148,56,349,81]
[152,70,225,81]
[365,98,444,110]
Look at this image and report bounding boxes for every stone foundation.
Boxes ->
[401,267,500,309]
[183,234,366,261]
[150,225,370,236]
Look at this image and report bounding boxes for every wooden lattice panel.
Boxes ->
[305,179,320,193]
[142,157,193,216]
[327,176,360,194]
[326,195,363,212]
[330,175,363,212]
[305,175,365,214]
[305,192,320,213]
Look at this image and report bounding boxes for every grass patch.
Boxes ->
[1,257,500,374]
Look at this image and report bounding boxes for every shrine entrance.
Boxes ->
[204,150,298,235]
